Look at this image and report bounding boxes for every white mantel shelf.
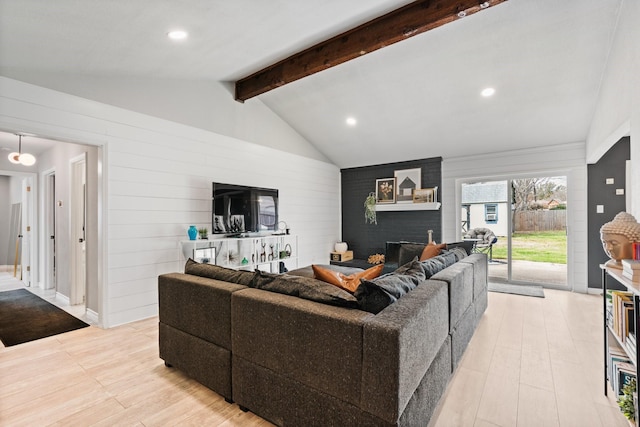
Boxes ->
[375,202,441,211]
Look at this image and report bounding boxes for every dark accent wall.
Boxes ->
[341,157,442,261]
[587,137,630,289]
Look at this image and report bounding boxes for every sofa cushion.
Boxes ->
[354,259,426,314]
[185,258,254,286]
[312,264,384,293]
[419,242,447,261]
[250,270,359,308]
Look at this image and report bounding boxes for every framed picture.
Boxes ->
[375,178,396,203]
[193,247,216,264]
[394,168,421,202]
[413,187,438,203]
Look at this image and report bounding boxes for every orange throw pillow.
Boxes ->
[419,242,446,261]
[312,264,384,293]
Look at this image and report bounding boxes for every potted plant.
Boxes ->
[198,227,209,240]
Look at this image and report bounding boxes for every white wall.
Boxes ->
[0,175,9,264]
[587,0,639,216]
[442,142,588,293]
[467,202,509,237]
[10,72,331,164]
[0,76,341,327]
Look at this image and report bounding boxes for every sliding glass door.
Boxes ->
[461,175,568,287]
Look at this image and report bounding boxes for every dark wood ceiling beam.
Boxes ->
[235,0,508,102]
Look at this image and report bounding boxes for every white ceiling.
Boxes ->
[0,0,624,168]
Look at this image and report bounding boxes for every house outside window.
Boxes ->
[485,204,498,223]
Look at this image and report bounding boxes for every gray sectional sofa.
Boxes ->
[158,245,487,426]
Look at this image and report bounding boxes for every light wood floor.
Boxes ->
[0,278,630,426]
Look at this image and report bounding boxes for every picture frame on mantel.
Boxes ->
[375,178,396,204]
[413,187,438,203]
[394,168,421,203]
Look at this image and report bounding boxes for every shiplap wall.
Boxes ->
[442,142,589,293]
[0,77,340,327]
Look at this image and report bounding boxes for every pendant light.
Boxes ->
[7,134,36,166]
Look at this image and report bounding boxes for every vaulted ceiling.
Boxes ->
[0,0,624,168]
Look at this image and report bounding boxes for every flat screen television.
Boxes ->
[212,182,278,235]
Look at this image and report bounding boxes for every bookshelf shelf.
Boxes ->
[602,265,640,402]
[179,234,298,273]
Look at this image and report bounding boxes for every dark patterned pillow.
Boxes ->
[442,247,468,262]
[398,244,427,267]
[354,259,425,314]
[250,270,359,308]
[184,258,254,286]
[420,256,447,279]
[445,240,475,255]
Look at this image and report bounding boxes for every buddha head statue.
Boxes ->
[600,212,640,268]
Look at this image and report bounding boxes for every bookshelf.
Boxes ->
[602,265,640,404]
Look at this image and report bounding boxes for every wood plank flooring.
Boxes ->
[0,275,631,426]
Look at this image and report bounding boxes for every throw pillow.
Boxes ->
[420,250,459,279]
[287,264,365,279]
[250,270,359,308]
[398,243,427,267]
[354,259,425,314]
[442,247,468,262]
[445,240,475,255]
[419,242,447,261]
[312,264,384,293]
[185,258,254,286]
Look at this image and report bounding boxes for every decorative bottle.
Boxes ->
[188,225,198,241]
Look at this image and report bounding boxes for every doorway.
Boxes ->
[70,154,86,306]
[461,175,568,287]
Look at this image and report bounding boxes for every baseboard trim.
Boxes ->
[56,292,70,305]
[86,308,99,325]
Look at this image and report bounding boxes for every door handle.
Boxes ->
[78,238,84,243]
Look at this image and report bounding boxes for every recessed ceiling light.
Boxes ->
[481,87,495,97]
[167,30,188,40]
[346,117,357,126]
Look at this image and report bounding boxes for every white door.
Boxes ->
[70,155,86,305]
[20,178,33,286]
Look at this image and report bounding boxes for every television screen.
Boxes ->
[212,182,278,235]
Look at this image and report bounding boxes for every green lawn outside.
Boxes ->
[491,230,567,264]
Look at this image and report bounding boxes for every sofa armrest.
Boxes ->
[158,273,246,349]
[232,288,375,406]
[361,280,449,424]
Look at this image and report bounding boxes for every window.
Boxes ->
[485,204,498,223]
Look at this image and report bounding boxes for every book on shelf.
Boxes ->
[623,271,640,282]
[610,291,635,347]
[616,362,637,397]
[633,242,640,261]
[624,259,640,270]
[609,346,632,387]
[623,259,640,281]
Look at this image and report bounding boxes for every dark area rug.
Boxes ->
[488,282,545,298]
[0,288,89,347]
